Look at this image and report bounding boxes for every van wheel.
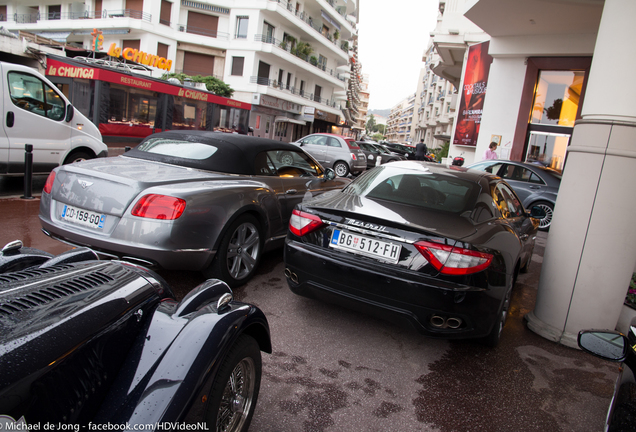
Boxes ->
[64,151,92,164]
[333,161,350,177]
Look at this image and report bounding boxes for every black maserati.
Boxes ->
[283,161,545,346]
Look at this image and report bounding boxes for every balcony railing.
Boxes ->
[268,0,349,54]
[13,9,152,23]
[254,34,346,82]
[178,24,229,39]
[249,76,339,108]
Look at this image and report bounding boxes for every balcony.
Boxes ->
[255,34,346,82]
[268,0,350,55]
[178,24,229,39]
[12,9,152,23]
[250,76,340,108]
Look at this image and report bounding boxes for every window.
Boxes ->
[278,69,284,86]
[318,55,327,71]
[157,42,169,60]
[231,57,244,76]
[266,150,322,177]
[48,5,61,20]
[299,80,305,97]
[494,183,524,218]
[160,0,171,25]
[264,21,275,43]
[314,85,322,103]
[236,16,249,39]
[187,11,218,38]
[8,72,65,121]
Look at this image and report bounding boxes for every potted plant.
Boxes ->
[334,30,340,42]
[310,56,318,66]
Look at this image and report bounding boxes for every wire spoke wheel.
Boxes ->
[216,358,257,432]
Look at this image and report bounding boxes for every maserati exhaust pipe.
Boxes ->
[284,268,299,284]
[430,315,463,329]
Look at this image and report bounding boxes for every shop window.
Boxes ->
[231,57,244,76]
[236,16,249,39]
[531,70,584,127]
[274,121,287,137]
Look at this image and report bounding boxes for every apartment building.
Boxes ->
[0,0,359,142]
[385,93,415,144]
[413,43,456,150]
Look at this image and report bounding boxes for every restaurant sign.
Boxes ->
[107,43,173,71]
[46,58,251,110]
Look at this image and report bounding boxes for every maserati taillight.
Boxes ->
[43,171,56,194]
[415,240,493,275]
[131,194,186,220]
[289,209,325,236]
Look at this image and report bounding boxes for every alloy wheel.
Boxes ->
[536,203,554,230]
[226,222,260,280]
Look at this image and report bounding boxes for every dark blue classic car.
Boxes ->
[0,241,271,431]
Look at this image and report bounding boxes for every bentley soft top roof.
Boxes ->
[125,131,305,175]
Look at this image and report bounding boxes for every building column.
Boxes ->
[526,0,636,347]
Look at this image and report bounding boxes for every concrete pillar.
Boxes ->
[526,0,636,348]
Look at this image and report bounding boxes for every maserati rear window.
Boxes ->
[345,166,479,213]
[136,138,218,160]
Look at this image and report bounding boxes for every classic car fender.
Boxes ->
[94,279,271,424]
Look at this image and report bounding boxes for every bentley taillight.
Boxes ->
[289,209,325,236]
[43,171,56,194]
[415,240,493,275]
[131,194,186,220]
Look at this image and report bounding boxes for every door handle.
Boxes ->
[6,111,14,127]
[285,189,297,195]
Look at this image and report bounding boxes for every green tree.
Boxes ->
[366,114,376,134]
[372,133,385,141]
[375,124,386,135]
[161,72,234,98]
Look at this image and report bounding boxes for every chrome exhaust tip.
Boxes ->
[284,268,299,284]
[446,317,463,329]
[430,315,446,328]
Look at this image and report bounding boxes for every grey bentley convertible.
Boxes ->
[39,131,350,286]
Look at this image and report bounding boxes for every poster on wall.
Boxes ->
[453,41,493,147]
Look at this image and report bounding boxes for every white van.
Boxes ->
[0,61,107,175]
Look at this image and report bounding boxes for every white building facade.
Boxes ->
[0,0,359,142]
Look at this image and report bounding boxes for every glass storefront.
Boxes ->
[525,70,585,171]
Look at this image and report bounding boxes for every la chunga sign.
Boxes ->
[107,43,173,71]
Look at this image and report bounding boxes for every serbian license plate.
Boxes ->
[61,204,105,230]
[330,229,401,264]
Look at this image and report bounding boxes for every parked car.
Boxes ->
[291,133,366,177]
[0,61,107,175]
[284,161,545,347]
[383,142,416,160]
[356,141,404,169]
[578,317,636,432]
[0,240,271,430]
[39,131,350,287]
[465,160,561,231]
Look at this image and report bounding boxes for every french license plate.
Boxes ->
[330,229,401,264]
[61,204,105,230]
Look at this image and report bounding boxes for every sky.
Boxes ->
[357,0,439,111]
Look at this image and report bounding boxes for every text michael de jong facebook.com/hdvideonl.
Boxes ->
[0,417,210,432]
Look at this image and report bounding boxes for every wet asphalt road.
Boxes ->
[0,193,617,432]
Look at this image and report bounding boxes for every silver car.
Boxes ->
[291,133,367,177]
[39,131,350,287]
[466,160,561,230]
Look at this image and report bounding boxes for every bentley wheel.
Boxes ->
[205,335,262,432]
[535,201,554,231]
[205,215,262,287]
[333,161,350,177]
